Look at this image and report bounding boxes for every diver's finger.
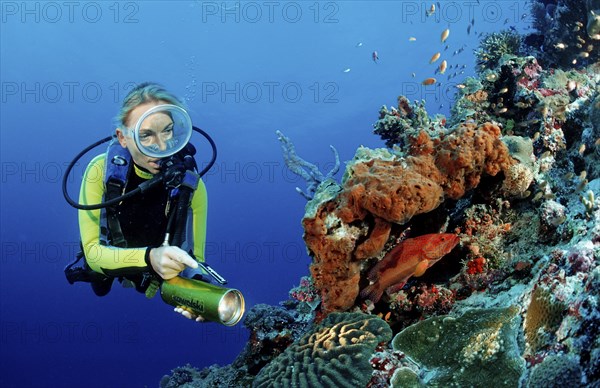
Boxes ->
[174,307,194,320]
[159,269,179,280]
[172,253,198,269]
[162,259,185,272]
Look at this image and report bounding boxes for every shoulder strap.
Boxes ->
[100,139,131,248]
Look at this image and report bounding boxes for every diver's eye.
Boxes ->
[161,126,174,137]
[139,134,152,143]
[139,130,152,139]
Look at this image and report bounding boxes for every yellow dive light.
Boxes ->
[160,276,245,326]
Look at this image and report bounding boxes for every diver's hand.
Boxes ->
[174,307,205,323]
[149,246,198,280]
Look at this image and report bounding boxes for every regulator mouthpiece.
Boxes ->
[160,276,245,326]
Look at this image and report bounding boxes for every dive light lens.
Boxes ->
[218,290,245,326]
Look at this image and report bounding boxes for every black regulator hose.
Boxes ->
[62,127,217,210]
[193,126,217,178]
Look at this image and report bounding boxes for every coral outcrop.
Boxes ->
[163,1,600,386]
[524,286,567,354]
[304,122,516,313]
[253,312,392,388]
[392,307,525,387]
[527,354,583,387]
[529,0,599,69]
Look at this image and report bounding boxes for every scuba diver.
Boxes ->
[63,82,244,325]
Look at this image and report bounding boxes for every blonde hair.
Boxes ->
[114,82,186,128]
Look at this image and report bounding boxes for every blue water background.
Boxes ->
[0,1,531,387]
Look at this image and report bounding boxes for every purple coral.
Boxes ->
[289,276,320,310]
[566,241,597,275]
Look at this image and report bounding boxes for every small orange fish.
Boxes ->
[439,60,447,74]
[426,3,435,16]
[441,28,450,43]
[430,52,441,63]
[422,77,436,85]
[360,233,460,303]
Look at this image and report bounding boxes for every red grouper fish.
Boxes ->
[360,233,460,303]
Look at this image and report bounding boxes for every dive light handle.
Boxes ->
[198,262,227,285]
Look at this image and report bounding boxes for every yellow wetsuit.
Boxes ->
[78,153,208,279]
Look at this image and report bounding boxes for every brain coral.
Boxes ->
[303,122,516,313]
[253,312,392,388]
[392,306,525,387]
[527,354,582,388]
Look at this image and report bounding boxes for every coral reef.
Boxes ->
[392,307,525,387]
[239,304,312,374]
[528,0,599,69]
[163,2,600,386]
[475,30,522,72]
[372,96,435,149]
[160,363,253,388]
[524,286,567,354]
[253,312,392,387]
[288,276,321,312]
[368,343,421,387]
[160,302,316,387]
[303,122,516,314]
[527,354,583,387]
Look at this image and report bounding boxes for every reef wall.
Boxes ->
[162,1,599,386]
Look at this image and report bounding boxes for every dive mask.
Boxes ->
[122,104,193,158]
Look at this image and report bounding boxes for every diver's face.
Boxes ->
[117,101,173,174]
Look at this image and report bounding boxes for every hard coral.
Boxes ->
[524,286,567,355]
[392,307,525,387]
[502,163,534,197]
[465,89,489,104]
[253,312,392,388]
[373,96,432,148]
[475,30,522,72]
[303,123,516,314]
[368,345,418,388]
[527,354,583,388]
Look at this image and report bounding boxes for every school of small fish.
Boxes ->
[342,1,529,109]
[418,5,471,87]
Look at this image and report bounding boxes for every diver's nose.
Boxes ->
[154,137,167,151]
